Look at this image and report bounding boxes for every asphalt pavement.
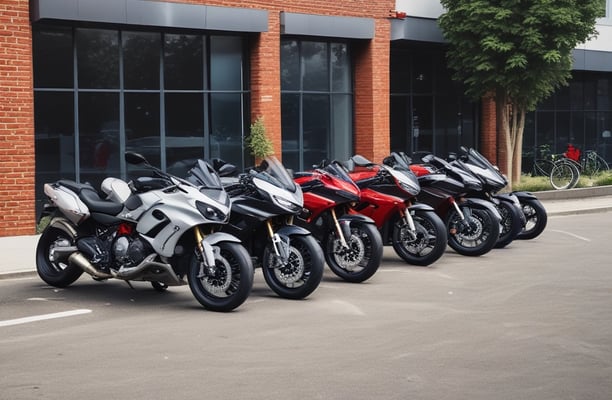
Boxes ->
[1,187,611,279]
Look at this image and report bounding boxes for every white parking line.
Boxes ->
[549,229,591,242]
[0,309,92,327]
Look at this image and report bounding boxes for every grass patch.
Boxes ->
[513,170,612,192]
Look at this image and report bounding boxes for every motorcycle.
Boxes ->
[409,153,502,257]
[36,152,254,312]
[343,153,447,266]
[452,147,547,241]
[189,156,324,300]
[444,147,526,248]
[293,160,383,283]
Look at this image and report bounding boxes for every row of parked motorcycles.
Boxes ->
[36,147,547,312]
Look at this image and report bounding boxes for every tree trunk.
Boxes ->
[496,91,513,190]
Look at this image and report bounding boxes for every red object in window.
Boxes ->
[564,144,581,162]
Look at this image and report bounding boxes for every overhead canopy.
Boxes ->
[281,12,374,39]
[30,0,269,32]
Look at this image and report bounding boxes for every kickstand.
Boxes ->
[125,280,134,290]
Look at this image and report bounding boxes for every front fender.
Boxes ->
[277,225,312,237]
[408,202,435,212]
[202,231,243,246]
[337,213,376,225]
[511,191,539,201]
[462,197,502,221]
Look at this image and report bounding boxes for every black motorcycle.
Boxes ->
[188,156,324,300]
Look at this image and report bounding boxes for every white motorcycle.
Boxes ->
[36,152,253,312]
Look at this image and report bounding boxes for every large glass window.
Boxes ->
[281,39,353,171]
[390,44,476,156]
[33,25,249,214]
[523,70,612,170]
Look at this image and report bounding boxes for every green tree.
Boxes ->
[438,0,601,188]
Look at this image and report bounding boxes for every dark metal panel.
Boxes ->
[206,5,268,32]
[280,12,374,39]
[573,49,612,72]
[31,0,268,32]
[390,17,445,43]
[126,0,207,30]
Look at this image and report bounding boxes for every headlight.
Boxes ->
[196,201,228,222]
[273,195,302,212]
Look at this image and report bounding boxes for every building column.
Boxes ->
[249,13,282,159]
[353,19,391,162]
[480,94,499,169]
[0,0,36,236]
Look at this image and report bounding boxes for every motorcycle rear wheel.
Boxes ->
[516,198,548,240]
[324,221,382,283]
[188,241,253,312]
[262,234,324,299]
[392,210,447,266]
[36,225,83,287]
[447,206,500,257]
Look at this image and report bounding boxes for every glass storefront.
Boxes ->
[280,39,353,171]
[390,43,478,159]
[33,25,249,213]
[523,70,612,172]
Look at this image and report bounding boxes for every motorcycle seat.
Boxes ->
[58,180,123,215]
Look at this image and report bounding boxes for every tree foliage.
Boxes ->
[246,116,274,159]
[438,0,601,187]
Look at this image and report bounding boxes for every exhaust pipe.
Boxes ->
[68,252,113,279]
[68,252,181,285]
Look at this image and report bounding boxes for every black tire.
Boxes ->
[392,210,447,266]
[187,241,254,312]
[36,224,83,288]
[447,206,500,256]
[262,234,324,299]
[516,198,548,240]
[494,201,524,248]
[324,221,382,283]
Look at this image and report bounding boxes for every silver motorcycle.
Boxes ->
[36,152,253,312]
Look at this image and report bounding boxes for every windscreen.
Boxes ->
[256,156,298,192]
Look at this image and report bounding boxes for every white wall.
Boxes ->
[395,0,612,52]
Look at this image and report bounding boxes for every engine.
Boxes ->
[76,223,153,271]
[112,235,150,267]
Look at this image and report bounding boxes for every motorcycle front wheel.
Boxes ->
[262,234,324,299]
[516,198,548,240]
[188,241,254,312]
[392,210,447,266]
[447,206,500,257]
[36,224,83,287]
[324,221,382,283]
[494,201,525,248]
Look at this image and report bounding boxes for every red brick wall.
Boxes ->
[480,94,498,168]
[0,0,35,236]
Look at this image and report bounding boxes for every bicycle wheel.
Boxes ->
[533,158,555,176]
[583,151,609,176]
[550,161,579,190]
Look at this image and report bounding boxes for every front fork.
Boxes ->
[331,208,351,249]
[399,202,418,240]
[267,220,291,264]
[194,226,218,278]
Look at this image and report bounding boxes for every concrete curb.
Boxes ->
[532,185,612,200]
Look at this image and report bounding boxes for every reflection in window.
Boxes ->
[34,92,75,211]
[281,40,352,171]
[33,26,73,88]
[77,29,119,89]
[210,93,244,167]
[165,93,205,175]
[164,34,203,90]
[123,32,160,90]
[78,92,120,187]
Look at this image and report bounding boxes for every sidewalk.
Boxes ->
[1,188,611,279]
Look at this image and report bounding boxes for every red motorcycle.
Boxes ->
[344,153,447,266]
[294,161,383,283]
